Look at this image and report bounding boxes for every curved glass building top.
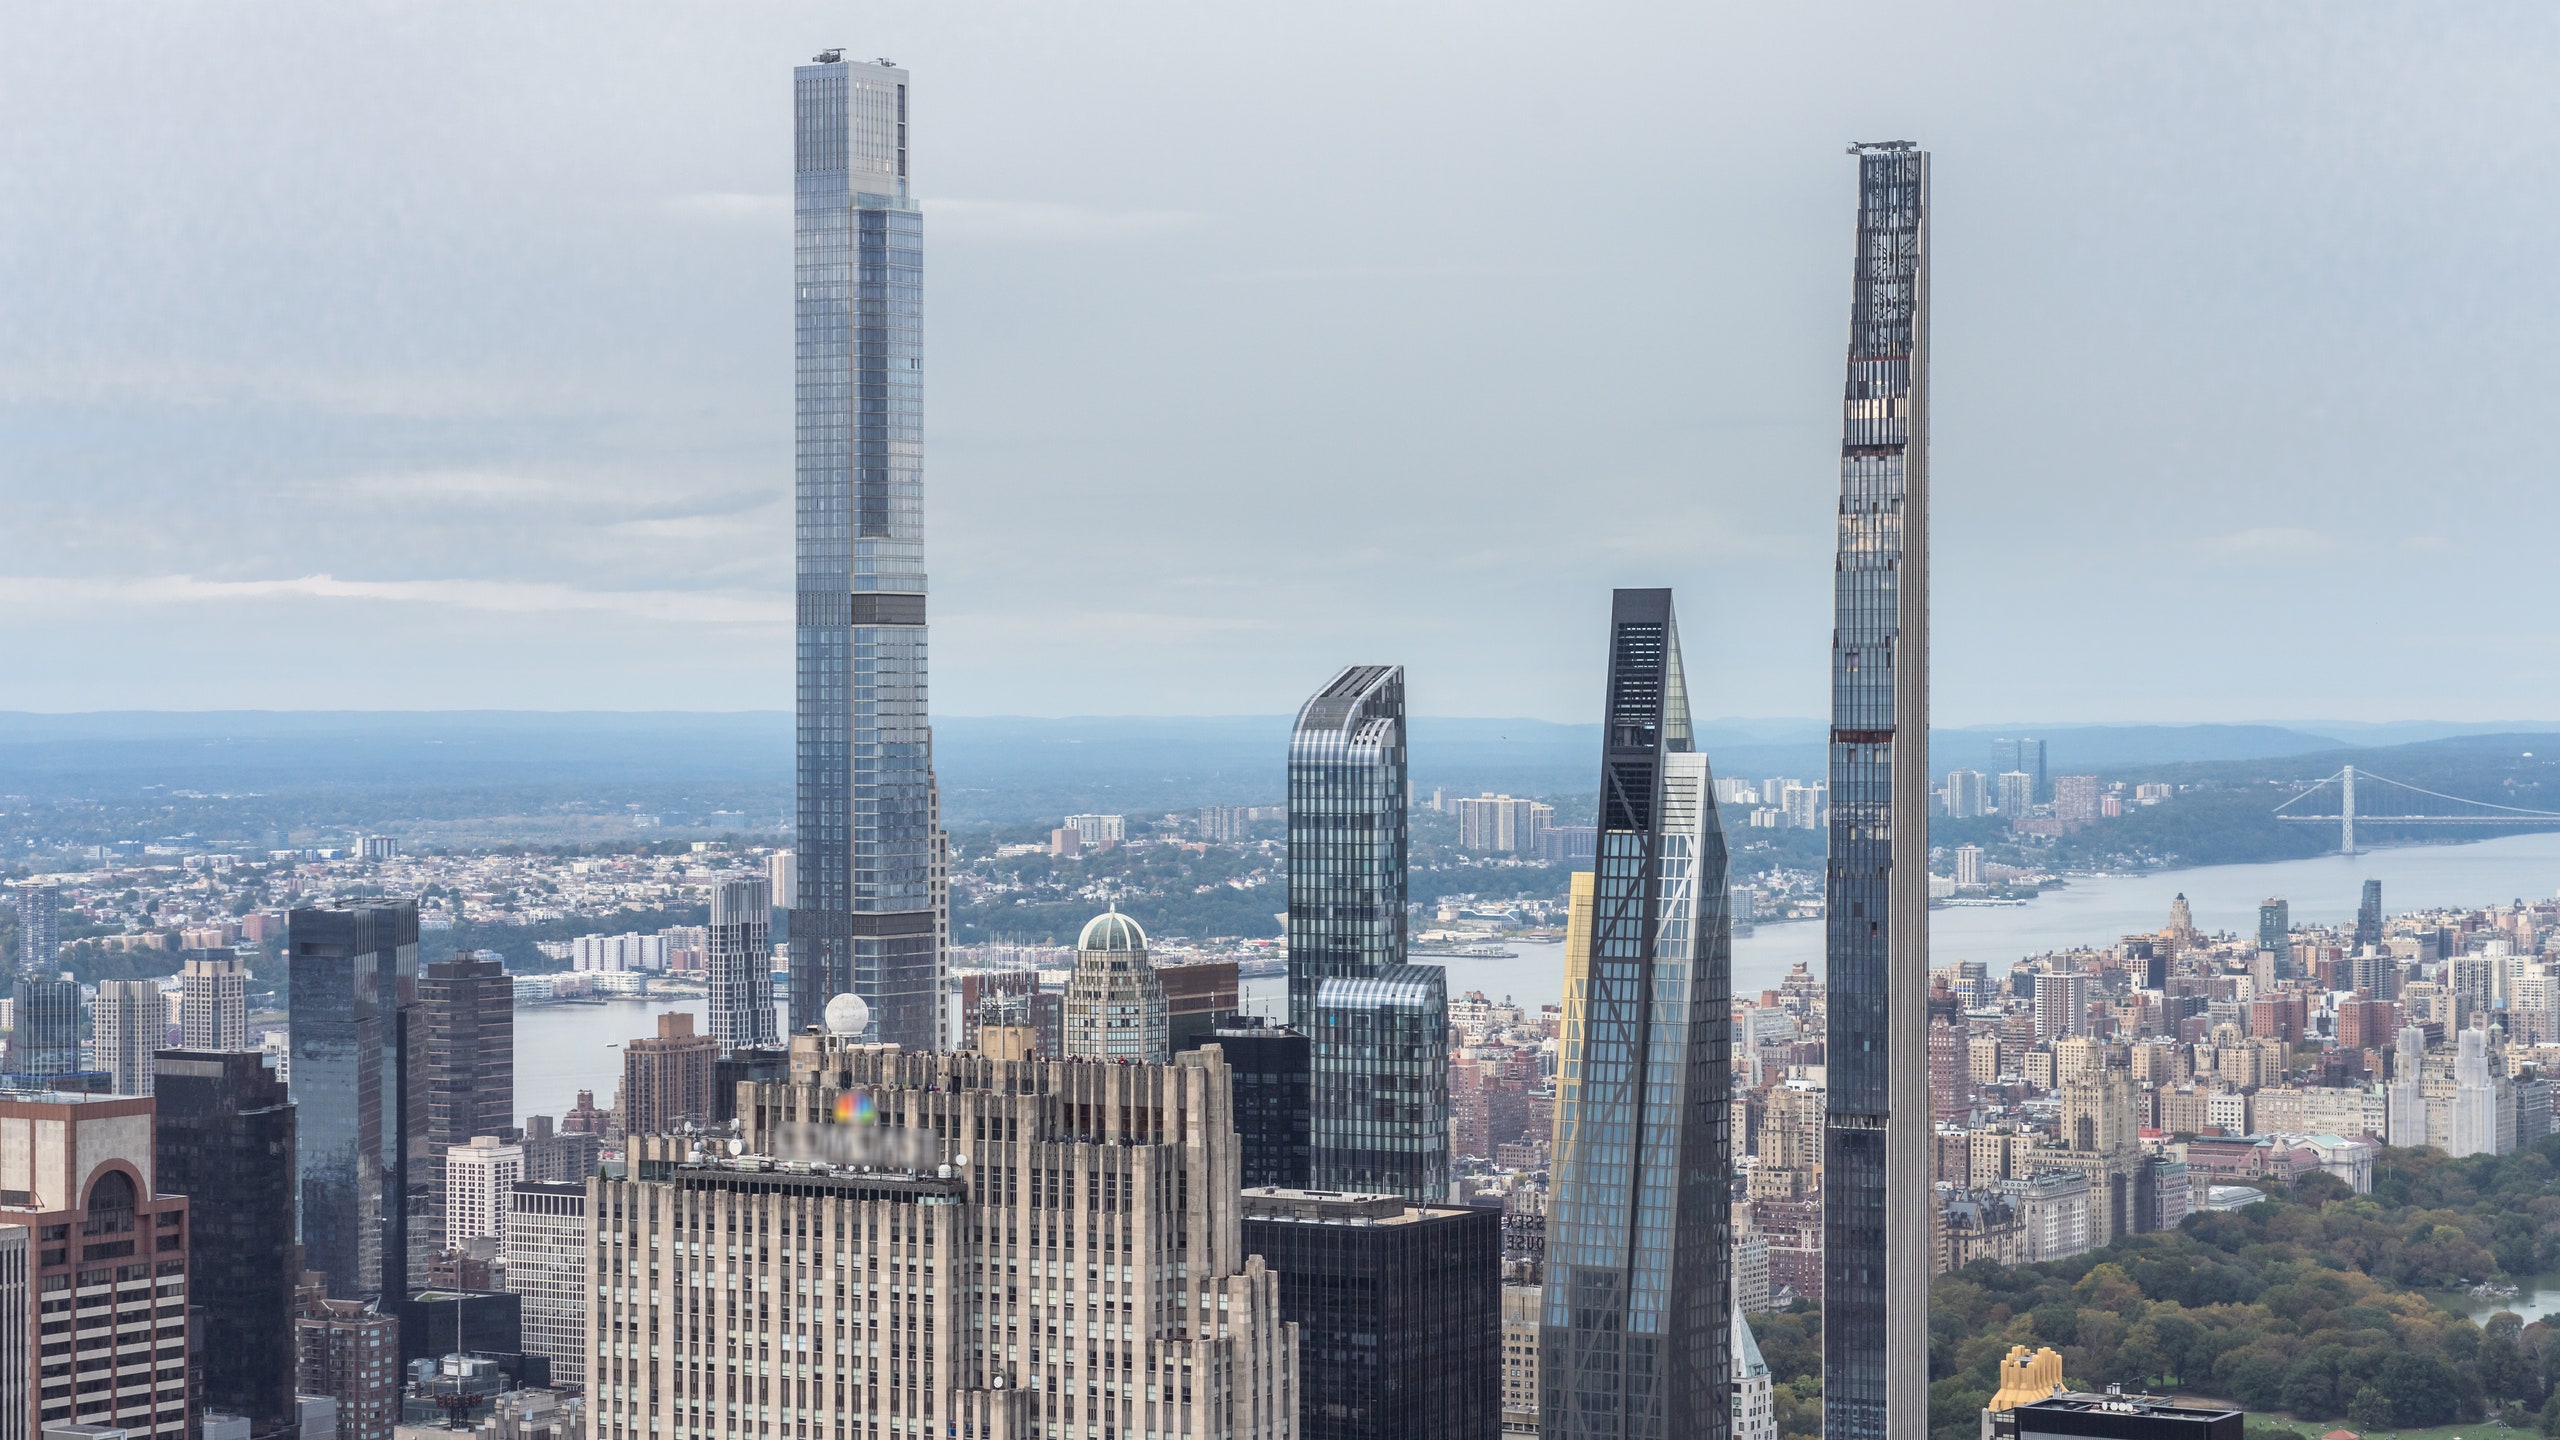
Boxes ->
[1309,963,1449,1202]
[1542,589,1733,1440]
[792,53,938,1049]
[1078,908,1149,954]
[1286,664,1407,1034]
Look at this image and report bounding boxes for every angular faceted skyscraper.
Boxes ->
[1289,664,1450,1201]
[1823,141,1931,1440]
[792,50,943,1048]
[1542,589,1733,1440]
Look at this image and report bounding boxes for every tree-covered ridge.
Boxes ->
[1754,1138,2560,1440]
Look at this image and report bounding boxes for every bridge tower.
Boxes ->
[2340,764,2356,855]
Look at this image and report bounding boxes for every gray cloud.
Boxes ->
[1,1,2555,720]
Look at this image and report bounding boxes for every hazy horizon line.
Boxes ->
[5,709,2560,732]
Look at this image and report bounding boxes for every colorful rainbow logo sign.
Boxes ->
[833,1091,877,1126]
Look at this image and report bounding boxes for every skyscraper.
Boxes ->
[154,1049,298,1440]
[791,50,943,1050]
[504,1181,590,1388]
[93,979,161,1096]
[2014,738,2046,802]
[182,949,250,1050]
[1823,141,1930,1440]
[10,979,78,1077]
[1944,769,1985,819]
[1289,666,1409,1032]
[1240,1188,1500,1440]
[288,900,422,1301]
[0,1093,193,1440]
[620,1011,719,1136]
[707,875,781,1052]
[443,1134,525,1252]
[419,953,514,1154]
[2356,879,2384,952]
[1994,771,2032,818]
[593,1037,1299,1440]
[2256,899,2289,960]
[1063,908,1170,1063]
[1289,665,1450,1201]
[1197,1019,1312,1188]
[1542,588,1733,1440]
[1311,966,1449,1201]
[7,884,56,973]
[296,1300,399,1440]
[8,885,79,1077]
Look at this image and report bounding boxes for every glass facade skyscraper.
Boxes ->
[7,882,74,1081]
[1310,966,1448,1199]
[1542,588,1733,1440]
[155,1049,300,1439]
[289,900,422,1302]
[9,977,79,1079]
[708,875,781,1052]
[1289,664,1450,1201]
[1823,142,1931,1440]
[1289,665,1408,1031]
[2257,898,2290,958]
[792,51,942,1050]
[9,882,57,971]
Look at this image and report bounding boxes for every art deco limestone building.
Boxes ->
[589,1028,1297,1440]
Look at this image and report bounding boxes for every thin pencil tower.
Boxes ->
[1823,141,1930,1440]
[791,51,943,1048]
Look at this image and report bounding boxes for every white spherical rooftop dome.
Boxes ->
[825,992,872,1037]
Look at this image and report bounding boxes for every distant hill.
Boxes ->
[6,712,2560,839]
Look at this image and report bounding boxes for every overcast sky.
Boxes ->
[2,3,2551,723]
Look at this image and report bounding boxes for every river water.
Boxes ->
[512,832,2560,1121]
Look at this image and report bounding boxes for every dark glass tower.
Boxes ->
[155,1049,299,1440]
[1541,589,1733,1440]
[792,50,942,1049]
[420,952,514,1150]
[1200,1019,1312,1188]
[288,900,421,1301]
[1290,665,1450,1201]
[1823,142,1930,1440]
[1241,1190,1500,1440]
[2356,879,2383,951]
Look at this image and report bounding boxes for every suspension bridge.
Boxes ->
[2272,764,2560,854]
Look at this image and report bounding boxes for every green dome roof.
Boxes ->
[1078,908,1148,953]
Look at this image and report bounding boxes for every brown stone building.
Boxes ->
[0,1093,191,1440]
[621,1012,719,1136]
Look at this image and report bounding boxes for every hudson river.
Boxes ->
[513,831,2560,1122]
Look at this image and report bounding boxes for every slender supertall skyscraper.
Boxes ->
[1823,142,1930,1440]
[1542,589,1733,1440]
[1289,665,1449,1201]
[791,50,943,1049]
